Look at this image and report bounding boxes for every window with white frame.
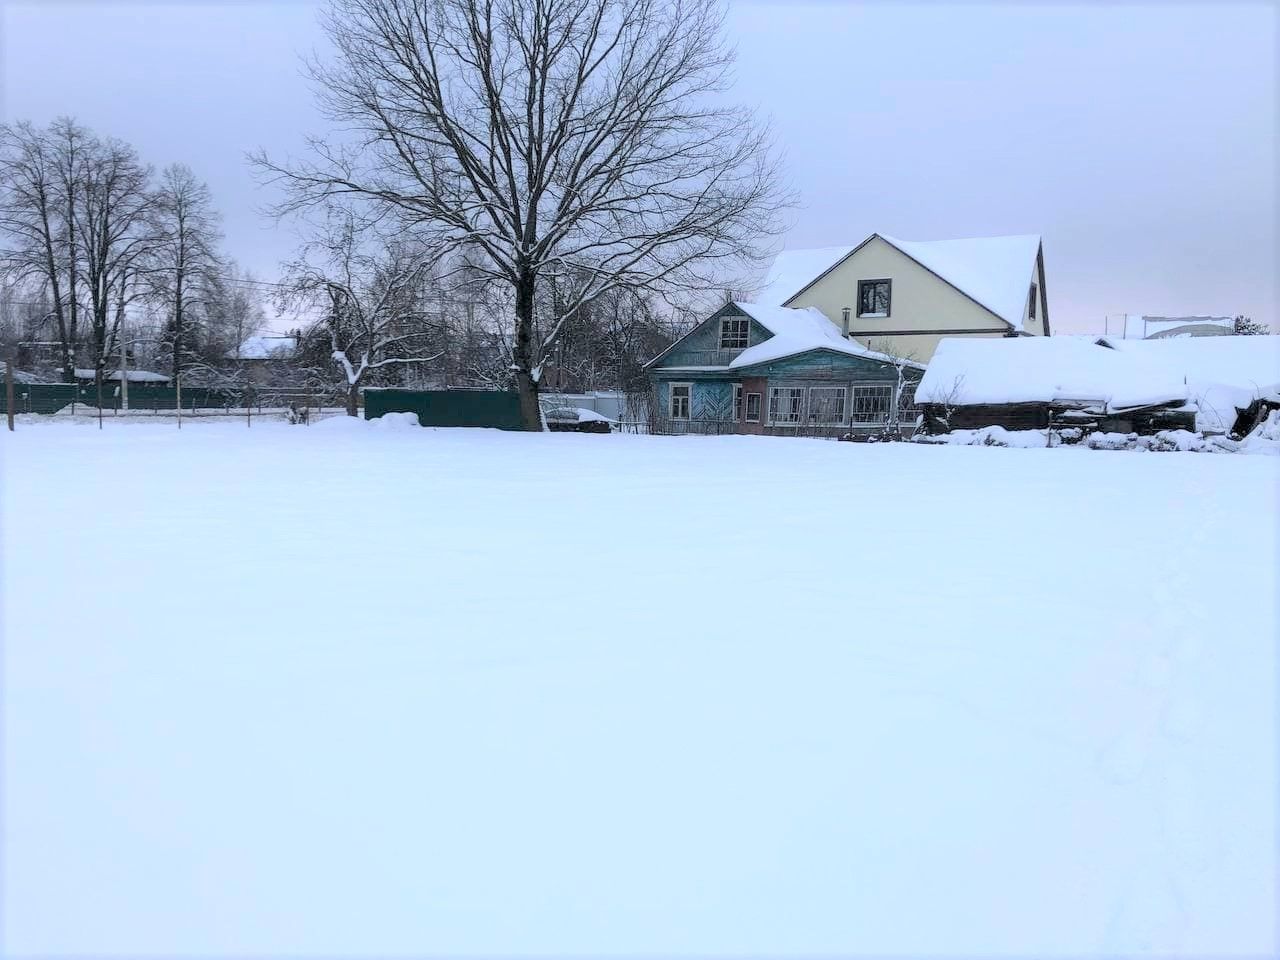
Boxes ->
[669,382,691,420]
[733,384,744,421]
[807,386,847,424]
[768,386,805,424]
[850,383,893,423]
[719,316,749,349]
[895,382,920,425]
[745,392,761,423]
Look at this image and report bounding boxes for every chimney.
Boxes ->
[841,306,851,338]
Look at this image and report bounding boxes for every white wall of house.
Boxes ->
[784,236,1039,362]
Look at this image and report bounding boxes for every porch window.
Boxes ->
[669,382,691,420]
[733,384,744,421]
[1028,284,1038,320]
[857,279,891,318]
[808,386,847,424]
[719,317,749,349]
[745,392,761,423]
[850,383,893,424]
[769,386,804,424]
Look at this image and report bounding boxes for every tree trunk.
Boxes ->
[346,380,359,417]
[512,270,542,431]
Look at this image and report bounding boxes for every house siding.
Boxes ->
[783,236,1034,361]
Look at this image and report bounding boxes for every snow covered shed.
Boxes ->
[645,301,923,436]
[914,337,1194,434]
[755,233,1048,362]
[1096,335,1280,434]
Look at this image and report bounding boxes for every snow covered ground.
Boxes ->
[2,420,1277,957]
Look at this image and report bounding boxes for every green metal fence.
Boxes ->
[13,382,245,414]
[364,388,525,430]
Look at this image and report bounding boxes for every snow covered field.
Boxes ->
[2,420,1277,957]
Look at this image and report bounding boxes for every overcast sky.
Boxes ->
[1,0,1275,333]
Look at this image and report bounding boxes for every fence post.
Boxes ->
[5,360,14,431]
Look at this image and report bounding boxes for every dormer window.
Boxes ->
[857,279,891,318]
[719,316,749,349]
[1029,284,1038,320]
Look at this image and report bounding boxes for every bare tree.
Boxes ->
[255,0,789,429]
[0,118,94,381]
[150,163,223,382]
[279,213,444,414]
[76,136,155,398]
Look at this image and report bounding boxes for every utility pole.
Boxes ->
[176,368,182,430]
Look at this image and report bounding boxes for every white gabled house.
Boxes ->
[756,233,1049,362]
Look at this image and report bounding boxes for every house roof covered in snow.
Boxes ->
[728,302,922,369]
[756,233,1042,331]
[916,336,1188,412]
[1098,335,1280,391]
[73,368,171,383]
[229,335,298,360]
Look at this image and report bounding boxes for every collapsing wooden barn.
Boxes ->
[914,337,1196,435]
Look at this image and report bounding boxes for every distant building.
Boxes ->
[225,335,300,385]
[1103,314,1234,339]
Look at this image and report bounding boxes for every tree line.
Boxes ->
[2,0,788,425]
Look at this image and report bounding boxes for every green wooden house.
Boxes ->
[645,301,924,437]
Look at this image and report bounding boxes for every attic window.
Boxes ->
[1029,284,1038,320]
[857,279,891,318]
[719,316,749,349]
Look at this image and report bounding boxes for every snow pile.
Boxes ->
[2,424,1276,957]
[917,336,1187,410]
[729,302,920,369]
[881,234,1041,329]
[1239,409,1280,455]
[370,411,421,430]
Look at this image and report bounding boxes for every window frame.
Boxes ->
[807,385,848,425]
[732,383,744,421]
[719,316,749,350]
[1028,283,1038,320]
[745,392,762,423]
[857,278,892,319]
[669,381,692,421]
[849,382,895,425]
[768,385,806,425]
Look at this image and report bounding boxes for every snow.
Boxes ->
[72,368,171,383]
[229,334,298,360]
[754,244,854,307]
[756,234,1041,331]
[1100,335,1280,432]
[729,301,922,368]
[2,423,1276,957]
[917,336,1188,411]
[881,234,1041,329]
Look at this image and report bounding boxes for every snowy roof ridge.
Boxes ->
[729,301,922,370]
[756,233,1042,330]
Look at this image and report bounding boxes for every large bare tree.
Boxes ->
[255,0,789,429]
[0,118,94,382]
